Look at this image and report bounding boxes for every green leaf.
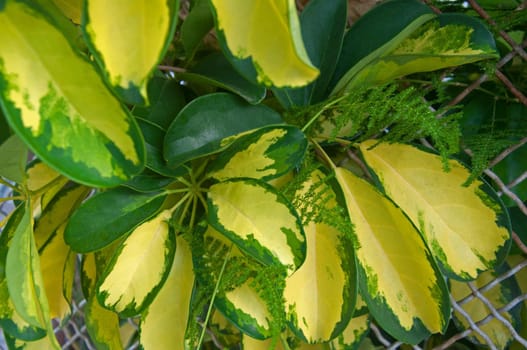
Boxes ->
[272,0,347,108]
[5,204,57,348]
[164,93,283,167]
[181,52,266,104]
[139,235,195,350]
[208,126,308,182]
[284,170,357,343]
[181,0,214,57]
[329,0,435,94]
[123,169,176,193]
[97,210,176,316]
[136,117,183,177]
[0,107,12,144]
[82,0,180,104]
[0,205,46,341]
[359,141,511,280]
[450,264,522,349]
[0,1,145,187]
[64,187,167,253]
[341,14,499,90]
[132,76,186,130]
[210,0,319,87]
[0,134,27,184]
[208,179,306,274]
[335,167,450,344]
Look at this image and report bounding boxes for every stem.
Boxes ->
[0,177,23,193]
[280,335,292,350]
[301,94,348,133]
[0,196,25,203]
[311,139,337,170]
[197,245,233,349]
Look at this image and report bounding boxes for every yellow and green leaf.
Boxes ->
[284,170,357,343]
[335,167,450,344]
[209,126,307,182]
[329,312,370,350]
[82,254,123,350]
[450,265,522,349]
[38,223,75,323]
[25,161,66,212]
[5,204,50,330]
[82,0,180,104]
[34,184,90,251]
[210,0,319,87]
[97,209,176,316]
[216,277,275,340]
[139,235,195,350]
[208,179,306,274]
[0,0,145,187]
[359,141,511,280]
[343,15,498,90]
[0,205,46,341]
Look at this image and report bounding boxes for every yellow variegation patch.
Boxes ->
[0,1,144,187]
[335,167,449,343]
[210,128,287,181]
[359,141,510,280]
[330,313,370,350]
[97,210,175,316]
[84,0,177,103]
[284,170,355,343]
[140,235,194,350]
[210,0,318,87]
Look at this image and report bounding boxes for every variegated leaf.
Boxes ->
[139,235,195,350]
[208,126,307,182]
[359,141,511,280]
[335,167,450,344]
[0,1,145,187]
[284,170,356,343]
[97,210,176,316]
[82,254,123,350]
[208,179,305,274]
[83,0,180,104]
[38,223,75,323]
[210,0,319,87]
[0,205,46,341]
[450,265,522,349]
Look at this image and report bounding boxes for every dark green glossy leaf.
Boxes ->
[272,0,347,108]
[181,52,266,104]
[136,118,184,177]
[132,76,186,130]
[123,169,177,193]
[0,134,27,184]
[0,107,11,144]
[208,125,308,182]
[164,92,283,167]
[64,187,167,253]
[181,0,214,57]
[328,0,434,94]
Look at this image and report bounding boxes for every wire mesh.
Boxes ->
[0,0,526,348]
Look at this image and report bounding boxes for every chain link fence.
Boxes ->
[1,0,526,348]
